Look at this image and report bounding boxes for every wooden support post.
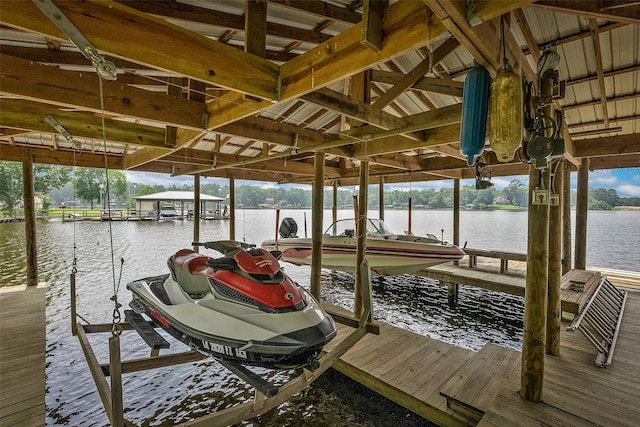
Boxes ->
[447,282,458,306]
[310,152,324,299]
[547,160,563,356]
[407,196,412,235]
[332,181,338,226]
[575,158,589,270]
[453,179,460,266]
[22,148,38,286]
[354,161,369,317]
[378,176,384,221]
[109,335,124,427]
[193,174,200,252]
[275,208,280,247]
[561,160,572,275]
[521,78,552,402]
[229,175,236,240]
[71,273,77,336]
[244,0,267,57]
[361,0,388,52]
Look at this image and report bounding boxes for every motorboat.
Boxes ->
[126,240,337,369]
[262,218,465,276]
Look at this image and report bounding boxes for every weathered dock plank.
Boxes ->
[0,285,46,427]
[416,263,526,296]
[478,291,640,427]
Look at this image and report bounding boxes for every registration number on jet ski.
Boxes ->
[202,340,247,359]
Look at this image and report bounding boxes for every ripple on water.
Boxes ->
[3,220,528,425]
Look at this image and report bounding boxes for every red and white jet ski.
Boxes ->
[126,240,336,369]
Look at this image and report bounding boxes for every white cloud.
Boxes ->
[589,170,618,186]
[616,184,640,198]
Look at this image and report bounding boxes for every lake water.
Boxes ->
[1,209,638,426]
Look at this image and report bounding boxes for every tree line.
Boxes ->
[1,162,639,216]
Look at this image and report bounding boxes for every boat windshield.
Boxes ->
[324,219,397,238]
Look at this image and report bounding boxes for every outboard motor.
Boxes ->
[279,217,298,238]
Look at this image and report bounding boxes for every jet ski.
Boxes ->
[126,240,337,369]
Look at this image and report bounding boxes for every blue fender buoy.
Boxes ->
[460,61,491,166]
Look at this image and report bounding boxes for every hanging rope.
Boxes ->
[97,76,124,337]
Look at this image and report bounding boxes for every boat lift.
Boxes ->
[70,262,377,426]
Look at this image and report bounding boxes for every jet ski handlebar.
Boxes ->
[192,240,255,256]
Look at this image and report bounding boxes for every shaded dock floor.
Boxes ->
[324,278,640,426]
[0,284,46,426]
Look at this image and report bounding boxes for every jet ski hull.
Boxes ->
[127,274,336,369]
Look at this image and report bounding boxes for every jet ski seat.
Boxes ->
[171,249,212,298]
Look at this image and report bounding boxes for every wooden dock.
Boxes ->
[0,284,46,427]
[416,262,527,297]
[479,290,640,427]
[325,288,640,427]
[1,266,639,426]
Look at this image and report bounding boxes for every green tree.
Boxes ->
[75,167,127,209]
[476,186,498,206]
[502,179,528,206]
[590,188,621,208]
[0,161,72,214]
[34,164,72,194]
[0,162,22,214]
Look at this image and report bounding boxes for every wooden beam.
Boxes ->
[0,54,207,130]
[589,19,610,127]
[568,115,639,130]
[0,144,123,169]
[280,1,440,100]
[0,99,166,148]
[424,0,498,73]
[115,0,332,45]
[566,64,640,87]
[425,1,536,81]
[530,1,640,24]
[513,8,541,63]
[0,0,279,100]
[267,0,362,24]
[521,22,627,57]
[0,44,142,69]
[587,153,640,170]
[372,36,460,108]
[217,116,330,149]
[370,71,464,97]
[573,134,640,157]
[563,92,640,111]
[569,127,623,138]
[207,0,529,129]
[361,0,388,52]
[123,148,171,169]
[302,88,420,138]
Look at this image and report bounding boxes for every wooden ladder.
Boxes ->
[567,277,627,367]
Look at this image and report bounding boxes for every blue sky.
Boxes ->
[126,168,640,198]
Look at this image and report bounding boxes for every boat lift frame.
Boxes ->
[71,263,377,426]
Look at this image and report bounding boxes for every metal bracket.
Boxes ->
[33,0,117,80]
[44,115,82,149]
